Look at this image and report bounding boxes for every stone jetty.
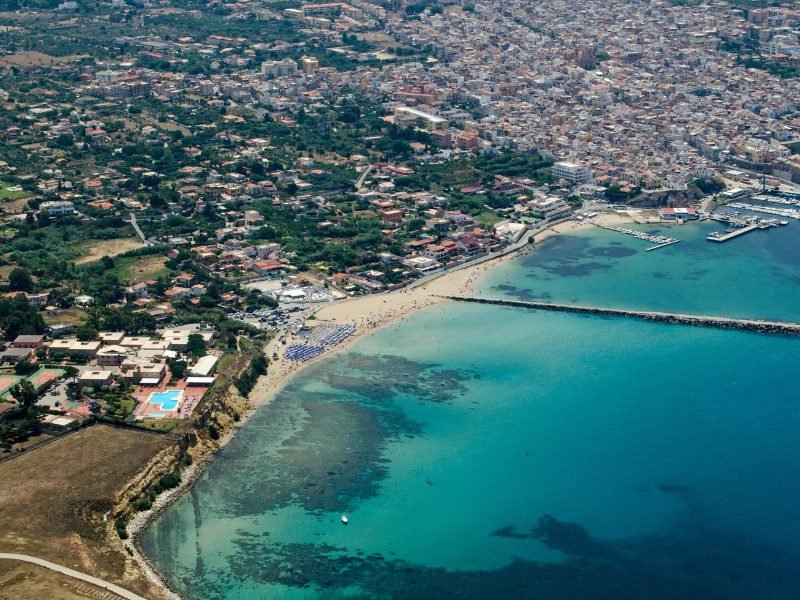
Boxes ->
[442,296,800,336]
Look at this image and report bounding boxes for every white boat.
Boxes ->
[341,514,348,525]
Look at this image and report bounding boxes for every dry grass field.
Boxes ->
[75,238,143,264]
[0,51,88,68]
[115,255,170,284]
[43,307,88,326]
[0,425,168,598]
[0,559,123,600]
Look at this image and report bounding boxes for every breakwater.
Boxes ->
[442,296,800,335]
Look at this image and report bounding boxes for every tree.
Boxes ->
[9,380,38,416]
[169,359,187,379]
[9,268,33,292]
[76,325,98,341]
[63,366,79,383]
[14,361,38,376]
[186,334,207,359]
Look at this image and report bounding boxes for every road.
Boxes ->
[0,553,149,600]
[128,212,149,245]
[354,164,373,189]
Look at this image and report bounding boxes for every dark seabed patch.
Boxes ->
[492,284,552,302]
[224,399,414,516]
[657,483,695,496]
[203,513,800,600]
[325,353,478,404]
[588,245,637,258]
[189,353,478,520]
[541,260,612,277]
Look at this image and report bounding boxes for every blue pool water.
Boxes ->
[149,390,181,411]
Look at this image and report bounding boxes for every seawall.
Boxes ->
[442,296,800,336]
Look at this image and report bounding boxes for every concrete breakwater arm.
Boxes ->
[441,296,800,336]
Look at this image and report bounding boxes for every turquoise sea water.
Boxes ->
[143,216,800,599]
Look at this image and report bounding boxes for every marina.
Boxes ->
[725,201,800,220]
[751,194,800,208]
[592,223,679,248]
[707,214,788,242]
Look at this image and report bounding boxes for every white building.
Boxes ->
[261,59,299,78]
[526,196,572,221]
[402,255,443,274]
[40,200,75,217]
[553,161,593,184]
[190,355,218,378]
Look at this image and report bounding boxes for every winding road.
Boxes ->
[0,553,149,600]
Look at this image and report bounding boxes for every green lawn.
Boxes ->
[0,184,29,200]
[474,211,504,227]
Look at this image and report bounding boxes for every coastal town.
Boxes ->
[1,0,800,596]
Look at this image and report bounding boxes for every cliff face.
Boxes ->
[112,384,253,521]
[113,347,262,523]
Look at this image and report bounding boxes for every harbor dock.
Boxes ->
[592,223,679,248]
[707,214,787,242]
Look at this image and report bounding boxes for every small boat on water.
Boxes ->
[341,514,348,525]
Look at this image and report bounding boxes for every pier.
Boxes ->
[707,214,787,242]
[592,223,679,249]
[441,296,800,336]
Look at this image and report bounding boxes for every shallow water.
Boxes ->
[478,216,800,320]
[143,219,800,599]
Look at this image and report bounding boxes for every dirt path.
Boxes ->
[0,554,147,600]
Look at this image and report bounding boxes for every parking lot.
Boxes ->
[227,305,312,333]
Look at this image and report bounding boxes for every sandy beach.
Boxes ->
[250,211,641,409]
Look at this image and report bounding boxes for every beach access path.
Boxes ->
[0,553,148,600]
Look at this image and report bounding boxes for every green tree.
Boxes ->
[9,267,33,292]
[63,365,79,383]
[76,325,98,341]
[14,361,38,376]
[168,359,187,379]
[9,380,38,416]
[186,334,207,358]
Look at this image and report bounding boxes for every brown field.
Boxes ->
[156,121,191,136]
[75,238,143,265]
[0,425,168,598]
[0,52,88,68]
[0,197,33,213]
[117,254,169,284]
[0,559,125,600]
[43,307,88,326]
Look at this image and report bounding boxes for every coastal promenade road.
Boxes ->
[0,553,148,600]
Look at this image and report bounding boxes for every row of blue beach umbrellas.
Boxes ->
[284,344,325,362]
[285,324,358,362]
[316,323,357,346]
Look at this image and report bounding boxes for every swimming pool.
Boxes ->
[148,390,182,411]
